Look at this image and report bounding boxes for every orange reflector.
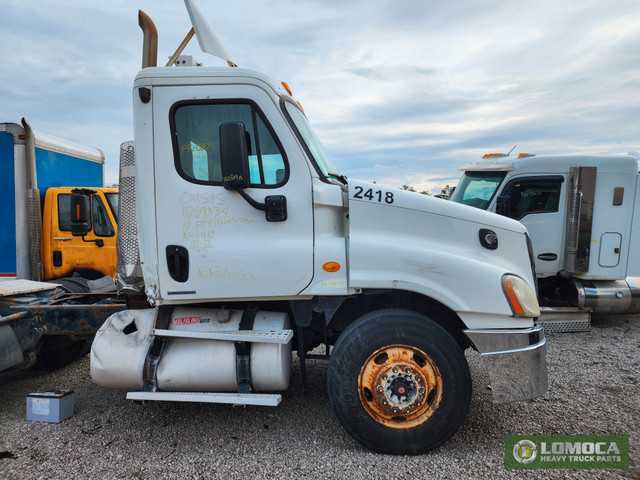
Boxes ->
[322,262,341,273]
[503,277,525,316]
[18,135,26,140]
[482,153,505,158]
[281,81,292,96]
[76,205,81,218]
[296,101,304,113]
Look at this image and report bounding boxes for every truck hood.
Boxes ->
[346,180,537,326]
[348,180,525,234]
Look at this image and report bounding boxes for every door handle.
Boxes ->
[166,245,189,282]
[537,253,558,261]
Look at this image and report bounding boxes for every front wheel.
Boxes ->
[327,309,472,455]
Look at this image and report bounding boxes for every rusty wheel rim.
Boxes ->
[358,345,443,429]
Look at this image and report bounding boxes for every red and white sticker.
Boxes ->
[173,316,201,326]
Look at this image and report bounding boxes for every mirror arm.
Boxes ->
[235,188,267,211]
[80,236,104,248]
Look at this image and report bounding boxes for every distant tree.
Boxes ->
[401,184,430,195]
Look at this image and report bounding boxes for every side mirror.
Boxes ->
[219,121,250,190]
[496,195,510,216]
[70,193,90,236]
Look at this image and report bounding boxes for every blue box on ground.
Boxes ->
[26,390,74,423]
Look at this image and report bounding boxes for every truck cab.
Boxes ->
[90,2,548,456]
[41,186,119,280]
[452,153,640,313]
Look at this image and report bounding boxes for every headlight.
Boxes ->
[502,274,540,317]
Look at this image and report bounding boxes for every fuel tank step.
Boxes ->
[153,328,293,344]
[126,391,282,406]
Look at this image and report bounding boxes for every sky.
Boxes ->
[1,0,638,193]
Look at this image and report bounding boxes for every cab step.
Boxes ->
[153,328,293,344]
[536,306,591,333]
[126,391,282,407]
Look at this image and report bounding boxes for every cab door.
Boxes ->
[152,84,314,301]
[498,176,566,277]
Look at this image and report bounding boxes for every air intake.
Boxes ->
[115,141,144,292]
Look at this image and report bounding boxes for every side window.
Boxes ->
[503,177,563,220]
[57,194,114,237]
[172,102,287,187]
[58,194,88,232]
[91,197,115,237]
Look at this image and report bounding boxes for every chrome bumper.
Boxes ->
[464,325,548,404]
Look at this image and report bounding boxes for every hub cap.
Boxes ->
[358,345,443,429]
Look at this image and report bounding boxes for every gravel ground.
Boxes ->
[1,314,638,480]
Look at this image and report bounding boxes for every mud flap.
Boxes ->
[0,325,25,371]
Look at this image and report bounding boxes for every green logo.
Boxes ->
[513,439,537,464]
[505,435,629,469]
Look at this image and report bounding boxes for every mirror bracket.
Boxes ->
[236,189,287,222]
[496,195,510,216]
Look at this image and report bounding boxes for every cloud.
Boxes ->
[0,0,637,190]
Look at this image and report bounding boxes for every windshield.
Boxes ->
[283,101,339,179]
[450,171,506,209]
[105,192,119,223]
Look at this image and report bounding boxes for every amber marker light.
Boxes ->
[281,81,293,96]
[503,278,526,315]
[322,262,341,273]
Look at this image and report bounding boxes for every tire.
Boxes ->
[34,336,91,371]
[327,308,472,455]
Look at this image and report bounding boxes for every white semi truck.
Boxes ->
[89,0,547,455]
[451,153,640,328]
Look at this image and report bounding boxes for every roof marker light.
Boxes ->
[518,153,536,158]
[482,153,507,158]
[281,82,292,96]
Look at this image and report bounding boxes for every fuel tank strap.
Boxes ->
[235,307,258,394]
[142,306,173,392]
